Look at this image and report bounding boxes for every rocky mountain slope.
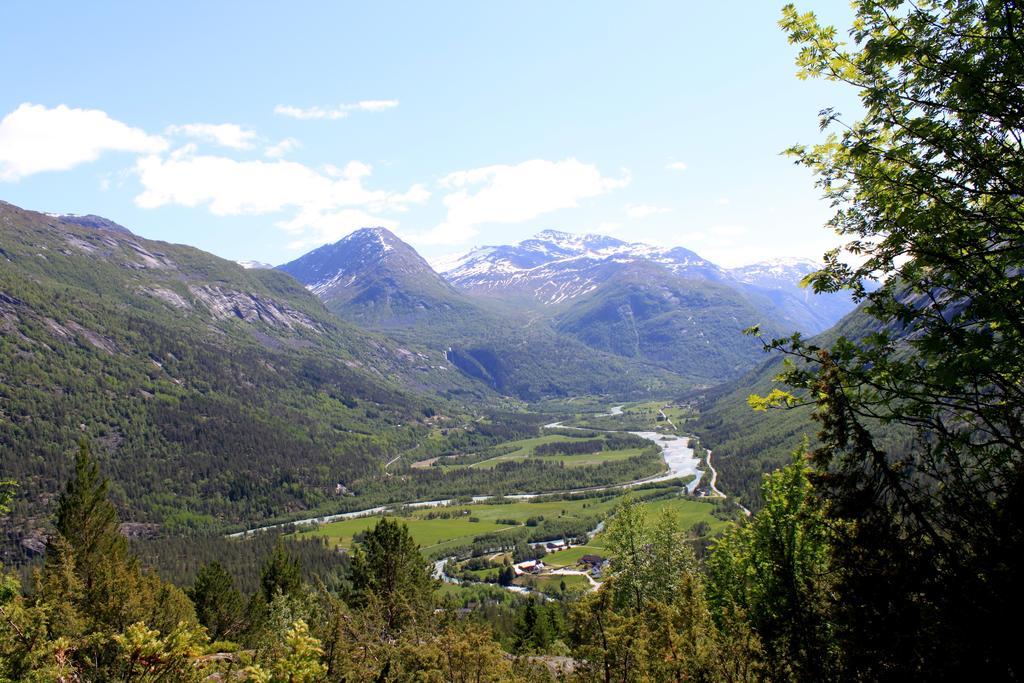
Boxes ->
[0,200,477,532]
[278,228,691,400]
[280,228,477,329]
[443,230,854,334]
[279,228,849,391]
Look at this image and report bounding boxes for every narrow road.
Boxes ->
[383,454,402,469]
[706,449,724,497]
[705,449,751,516]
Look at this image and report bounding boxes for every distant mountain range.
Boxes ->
[280,228,690,399]
[279,227,857,387]
[0,198,857,424]
[441,230,852,333]
[443,229,732,300]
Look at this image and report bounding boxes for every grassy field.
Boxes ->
[542,543,607,568]
[295,490,725,559]
[540,495,728,569]
[515,573,591,594]
[468,434,589,468]
[462,433,653,470]
[644,496,728,531]
[295,494,626,553]
[298,515,516,551]
[464,566,500,581]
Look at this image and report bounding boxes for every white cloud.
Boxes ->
[166,123,257,150]
[133,147,426,249]
[625,203,671,219]
[387,183,431,211]
[666,161,688,171]
[135,151,385,215]
[413,158,630,245]
[264,137,301,158]
[0,103,167,181]
[356,100,401,112]
[337,160,372,179]
[274,100,399,120]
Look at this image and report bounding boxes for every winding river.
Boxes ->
[230,406,702,539]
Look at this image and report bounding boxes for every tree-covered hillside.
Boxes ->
[553,262,786,385]
[689,297,886,508]
[0,201,477,533]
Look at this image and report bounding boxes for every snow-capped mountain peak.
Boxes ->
[728,257,823,289]
[237,260,274,270]
[442,229,730,305]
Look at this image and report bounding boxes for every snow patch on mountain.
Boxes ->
[728,257,823,289]
[442,229,730,304]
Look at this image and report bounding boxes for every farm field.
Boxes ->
[515,573,592,594]
[295,489,724,559]
[294,493,628,553]
[464,433,653,470]
[644,496,729,532]
[541,543,607,568]
[540,496,729,569]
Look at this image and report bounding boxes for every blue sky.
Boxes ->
[0,2,859,268]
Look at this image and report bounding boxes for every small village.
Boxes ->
[443,537,611,597]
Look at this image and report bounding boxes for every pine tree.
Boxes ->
[36,444,197,671]
[51,441,128,596]
[348,518,434,634]
[259,540,303,603]
[189,561,246,641]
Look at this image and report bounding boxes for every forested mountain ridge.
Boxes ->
[689,291,901,508]
[551,260,788,384]
[0,200,479,537]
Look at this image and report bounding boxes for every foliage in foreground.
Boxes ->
[751,0,1024,678]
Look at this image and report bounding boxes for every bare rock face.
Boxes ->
[20,533,47,557]
[143,286,192,310]
[119,522,161,540]
[188,285,323,332]
[64,321,119,354]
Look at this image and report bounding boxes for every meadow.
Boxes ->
[295,489,726,559]
[463,433,653,469]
